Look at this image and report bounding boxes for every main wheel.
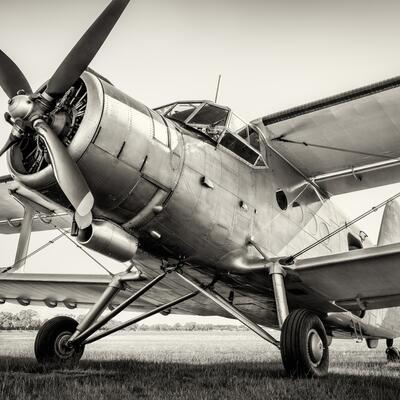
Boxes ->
[35,316,84,368]
[280,309,329,377]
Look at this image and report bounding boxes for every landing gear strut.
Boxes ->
[270,262,329,377]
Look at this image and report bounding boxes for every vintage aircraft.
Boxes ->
[1,0,400,378]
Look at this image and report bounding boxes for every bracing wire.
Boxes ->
[1,213,114,276]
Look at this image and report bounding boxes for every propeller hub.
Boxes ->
[8,94,33,120]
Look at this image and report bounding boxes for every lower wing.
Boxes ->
[0,175,71,234]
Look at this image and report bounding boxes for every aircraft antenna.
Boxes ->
[214,74,222,103]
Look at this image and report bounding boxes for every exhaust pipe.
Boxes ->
[77,220,138,262]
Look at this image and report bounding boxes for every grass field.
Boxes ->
[0,330,399,400]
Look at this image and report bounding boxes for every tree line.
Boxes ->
[0,310,246,331]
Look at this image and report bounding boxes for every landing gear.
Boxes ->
[266,262,330,377]
[35,316,84,368]
[386,339,400,362]
[280,309,329,377]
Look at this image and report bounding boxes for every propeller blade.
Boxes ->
[45,0,130,98]
[0,50,32,98]
[75,211,93,229]
[33,119,94,216]
[0,132,20,157]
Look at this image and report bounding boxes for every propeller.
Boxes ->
[45,0,130,99]
[0,0,131,226]
[0,132,20,157]
[33,119,94,216]
[0,50,32,98]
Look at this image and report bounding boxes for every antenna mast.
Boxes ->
[214,74,222,103]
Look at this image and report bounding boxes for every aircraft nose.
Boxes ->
[6,71,184,230]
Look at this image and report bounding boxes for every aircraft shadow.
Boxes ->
[1,356,399,400]
[1,356,399,378]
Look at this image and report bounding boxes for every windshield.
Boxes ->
[167,103,200,122]
[188,104,229,127]
[185,104,229,140]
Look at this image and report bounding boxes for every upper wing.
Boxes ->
[0,175,71,234]
[292,242,400,311]
[252,76,400,196]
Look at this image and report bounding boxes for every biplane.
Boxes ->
[1,0,400,377]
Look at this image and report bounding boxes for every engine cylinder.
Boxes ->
[77,220,138,262]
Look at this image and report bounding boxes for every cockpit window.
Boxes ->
[219,133,260,165]
[188,104,229,127]
[167,103,200,122]
[234,126,260,151]
[228,113,247,133]
[186,104,229,139]
[248,127,261,151]
[153,100,267,168]
[154,104,174,116]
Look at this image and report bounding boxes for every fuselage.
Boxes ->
[7,71,400,338]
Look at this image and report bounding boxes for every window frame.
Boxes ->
[149,109,170,147]
[218,130,267,169]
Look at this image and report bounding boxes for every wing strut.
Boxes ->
[0,195,35,273]
[13,201,33,273]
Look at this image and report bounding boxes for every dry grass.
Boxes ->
[0,330,399,400]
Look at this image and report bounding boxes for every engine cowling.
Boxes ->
[7,71,184,228]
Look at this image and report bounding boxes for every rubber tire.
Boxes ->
[386,347,400,362]
[35,316,84,368]
[281,309,329,378]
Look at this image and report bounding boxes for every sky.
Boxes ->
[1,0,400,321]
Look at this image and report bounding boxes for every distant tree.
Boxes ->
[183,322,196,331]
[0,312,14,330]
[0,309,246,332]
[173,322,182,331]
[14,310,40,330]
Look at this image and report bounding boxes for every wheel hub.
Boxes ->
[308,328,324,364]
[54,331,75,359]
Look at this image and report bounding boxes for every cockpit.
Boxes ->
[154,101,266,168]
